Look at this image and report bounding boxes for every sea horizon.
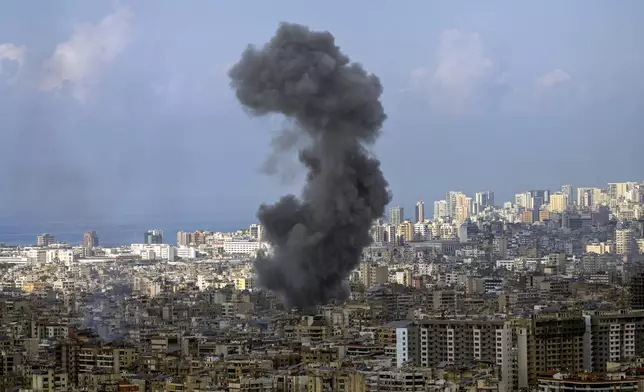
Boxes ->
[0,218,251,247]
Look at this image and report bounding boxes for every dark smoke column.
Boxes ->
[229,22,391,310]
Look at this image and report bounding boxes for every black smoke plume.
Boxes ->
[229,22,391,310]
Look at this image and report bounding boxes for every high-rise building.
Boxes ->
[629,272,644,310]
[249,224,263,241]
[586,310,644,371]
[433,200,447,220]
[414,201,424,223]
[454,193,470,223]
[177,231,192,246]
[466,196,473,215]
[562,184,573,205]
[475,191,495,208]
[384,224,397,244]
[577,187,598,207]
[36,233,55,247]
[616,228,635,255]
[192,230,207,246]
[144,230,164,245]
[529,190,548,207]
[398,221,415,242]
[549,192,566,213]
[389,206,403,225]
[360,263,388,288]
[397,319,513,384]
[515,192,531,209]
[516,190,549,209]
[531,312,586,374]
[446,191,464,218]
[608,182,629,201]
[83,231,99,248]
[369,222,386,243]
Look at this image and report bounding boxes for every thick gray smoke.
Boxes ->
[229,23,391,310]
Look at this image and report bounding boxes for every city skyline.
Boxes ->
[1,166,644,392]
[0,0,642,224]
[4,178,641,247]
[389,180,643,224]
[2,2,644,390]
[0,0,644,392]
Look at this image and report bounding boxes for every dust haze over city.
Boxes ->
[1,1,644,391]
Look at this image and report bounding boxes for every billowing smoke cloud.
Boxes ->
[262,124,303,184]
[229,23,391,310]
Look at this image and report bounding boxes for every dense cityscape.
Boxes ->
[1,181,644,391]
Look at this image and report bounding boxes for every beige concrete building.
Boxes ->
[360,264,388,289]
[616,228,635,255]
[549,192,566,213]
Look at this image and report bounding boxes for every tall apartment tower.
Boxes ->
[249,224,263,241]
[36,233,55,247]
[83,231,99,248]
[531,312,586,374]
[454,193,470,222]
[399,319,514,385]
[475,191,495,208]
[389,206,404,225]
[177,231,192,246]
[144,230,164,245]
[529,190,549,207]
[549,192,566,213]
[360,263,388,288]
[434,200,447,220]
[608,182,629,201]
[562,184,573,205]
[616,229,635,255]
[446,191,464,218]
[577,187,595,207]
[414,201,425,223]
[630,270,644,312]
[586,310,644,371]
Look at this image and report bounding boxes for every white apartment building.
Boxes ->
[397,320,512,366]
[26,249,46,263]
[413,222,432,239]
[585,310,644,371]
[223,241,267,256]
[46,249,74,264]
[496,259,515,270]
[176,246,197,259]
[249,224,263,240]
[616,229,635,255]
[396,319,514,390]
[131,244,176,261]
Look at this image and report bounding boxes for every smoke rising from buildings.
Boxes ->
[81,280,132,342]
[228,22,391,310]
[262,124,304,184]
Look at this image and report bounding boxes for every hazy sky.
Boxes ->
[0,0,642,225]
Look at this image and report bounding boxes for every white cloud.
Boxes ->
[409,29,507,114]
[0,43,26,81]
[536,69,571,89]
[41,6,133,102]
[0,43,25,66]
